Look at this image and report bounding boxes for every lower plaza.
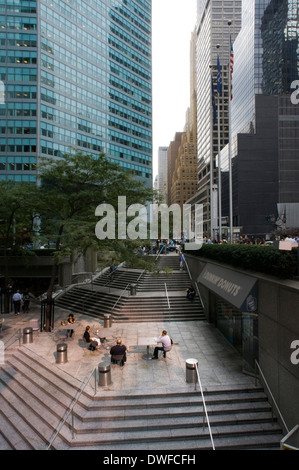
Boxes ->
[0,254,286,451]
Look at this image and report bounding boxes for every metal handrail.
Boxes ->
[254,360,289,435]
[164,283,170,309]
[136,269,145,283]
[111,283,130,311]
[155,245,164,261]
[195,363,215,450]
[46,366,97,449]
[3,327,22,349]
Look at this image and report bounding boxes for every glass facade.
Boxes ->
[0,0,152,184]
[262,0,299,95]
[195,0,241,234]
[219,0,299,232]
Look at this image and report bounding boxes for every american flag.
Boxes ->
[229,36,234,100]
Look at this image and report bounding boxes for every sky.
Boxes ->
[152,0,197,178]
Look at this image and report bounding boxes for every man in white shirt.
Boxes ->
[152,330,172,360]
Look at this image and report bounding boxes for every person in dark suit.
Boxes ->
[110,338,130,365]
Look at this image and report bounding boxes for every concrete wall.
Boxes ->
[186,253,299,431]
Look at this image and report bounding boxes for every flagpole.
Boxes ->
[228,20,233,244]
[210,64,214,241]
[216,45,222,242]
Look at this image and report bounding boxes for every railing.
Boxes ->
[254,359,289,435]
[46,366,97,449]
[195,362,215,450]
[111,283,130,312]
[164,283,170,309]
[2,327,22,349]
[155,244,164,262]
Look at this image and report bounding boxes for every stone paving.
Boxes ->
[1,299,256,395]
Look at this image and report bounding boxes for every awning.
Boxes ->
[197,263,258,312]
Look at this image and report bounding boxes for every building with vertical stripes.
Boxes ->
[0,0,152,185]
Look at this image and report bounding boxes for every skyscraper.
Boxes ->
[195,0,242,237]
[157,146,168,202]
[220,0,299,236]
[0,0,152,185]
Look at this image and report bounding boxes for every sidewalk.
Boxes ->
[1,299,256,395]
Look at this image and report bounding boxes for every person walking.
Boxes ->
[179,253,185,271]
[12,290,22,315]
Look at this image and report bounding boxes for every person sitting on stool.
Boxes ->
[110,338,130,365]
[152,330,172,360]
[83,326,98,351]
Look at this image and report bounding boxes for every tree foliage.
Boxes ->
[0,152,157,297]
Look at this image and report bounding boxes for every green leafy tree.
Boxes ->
[0,180,40,279]
[35,152,155,330]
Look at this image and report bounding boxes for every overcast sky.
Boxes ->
[152,0,197,178]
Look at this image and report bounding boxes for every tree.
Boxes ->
[36,152,155,330]
[0,180,40,277]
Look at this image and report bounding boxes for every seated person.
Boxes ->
[152,330,172,360]
[186,285,195,301]
[67,313,75,338]
[110,338,130,365]
[83,326,99,351]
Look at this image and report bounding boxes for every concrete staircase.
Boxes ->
[55,257,205,323]
[0,348,283,450]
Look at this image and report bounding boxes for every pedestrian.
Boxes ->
[12,290,22,315]
[22,289,30,313]
[152,330,172,360]
[179,253,185,271]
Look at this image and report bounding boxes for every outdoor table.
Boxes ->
[58,322,80,337]
[91,330,110,350]
[137,336,158,357]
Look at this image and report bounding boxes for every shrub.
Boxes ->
[190,244,298,279]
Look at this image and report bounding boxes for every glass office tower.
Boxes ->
[195,0,241,236]
[0,0,152,185]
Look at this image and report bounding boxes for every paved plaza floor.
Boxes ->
[1,299,256,396]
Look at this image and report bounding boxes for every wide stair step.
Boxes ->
[55,255,203,323]
[0,348,284,450]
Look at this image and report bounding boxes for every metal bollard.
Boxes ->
[23,327,33,344]
[56,343,68,364]
[130,283,137,296]
[104,314,112,328]
[186,358,198,384]
[98,362,111,386]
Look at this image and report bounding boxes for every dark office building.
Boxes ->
[221,94,299,237]
[261,0,299,95]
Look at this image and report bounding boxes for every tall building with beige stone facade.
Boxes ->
[167,29,198,209]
